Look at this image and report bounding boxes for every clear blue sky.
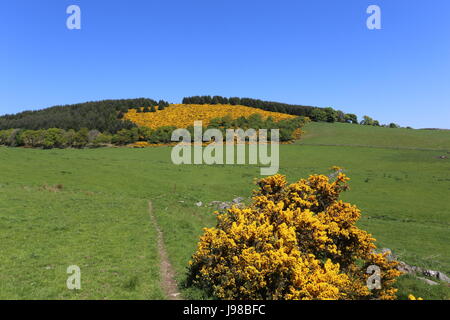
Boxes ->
[1,0,449,128]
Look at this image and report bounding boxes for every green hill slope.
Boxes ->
[299,122,450,151]
[0,119,449,300]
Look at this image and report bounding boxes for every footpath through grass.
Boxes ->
[0,123,449,299]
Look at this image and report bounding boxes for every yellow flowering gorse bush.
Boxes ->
[124,104,296,129]
[187,168,401,300]
[408,294,423,300]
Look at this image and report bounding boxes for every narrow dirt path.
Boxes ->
[148,201,182,300]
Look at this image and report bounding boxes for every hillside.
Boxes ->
[0,96,367,134]
[300,122,450,151]
[0,98,155,133]
[124,104,297,129]
[1,122,449,299]
[0,103,308,148]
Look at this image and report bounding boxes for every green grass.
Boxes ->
[0,148,166,299]
[0,123,449,299]
[300,122,450,151]
[396,274,449,300]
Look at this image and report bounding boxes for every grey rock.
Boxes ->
[437,272,450,283]
[208,198,246,211]
[218,202,230,210]
[397,261,450,284]
[379,250,450,284]
[232,197,245,204]
[411,266,423,274]
[423,269,439,278]
[208,201,230,210]
[417,277,439,286]
[422,270,450,283]
[397,261,423,275]
[397,261,414,274]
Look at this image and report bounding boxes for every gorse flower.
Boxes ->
[408,294,423,300]
[122,104,309,144]
[124,104,297,129]
[187,168,401,300]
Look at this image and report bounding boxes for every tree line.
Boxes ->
[0,114,308,149]
[0,98,159,133]
[183,96,407,128]
[0,96,402,141]
[0,126,174,149]
[182,96,360,124]
[135,100,170,113]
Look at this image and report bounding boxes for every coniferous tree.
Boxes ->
[0,98,156,133]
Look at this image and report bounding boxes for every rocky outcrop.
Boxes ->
[207,197,247,210]
[380,248,450,285]
[417,277,439,286]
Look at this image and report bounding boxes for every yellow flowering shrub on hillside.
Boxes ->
[408,294,423,300]
[124,104,296,129]
[187,168,401,300]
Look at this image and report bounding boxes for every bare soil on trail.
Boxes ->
[148,201,182,300]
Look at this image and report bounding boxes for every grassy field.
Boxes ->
[300,122,450,150]
[0,122,449,299]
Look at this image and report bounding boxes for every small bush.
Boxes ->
[112,128,139,145]
[187,169,400,300]
[148,126,177,144]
